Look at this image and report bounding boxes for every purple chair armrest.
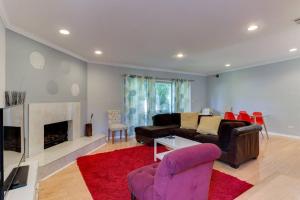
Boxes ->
[157,144,221,176]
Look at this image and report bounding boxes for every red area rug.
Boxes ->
[77,145,252,200]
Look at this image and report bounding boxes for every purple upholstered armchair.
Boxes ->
[128,144,221,200]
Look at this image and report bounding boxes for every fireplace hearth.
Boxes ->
[44,121,68,149]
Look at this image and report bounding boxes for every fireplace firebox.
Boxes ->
[44,121,68,149]
[4,126,21,152]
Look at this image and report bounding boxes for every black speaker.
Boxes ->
[215,74,220,78]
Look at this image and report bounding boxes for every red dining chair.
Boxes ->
[237,112,254,124]
[224,112,236,120]
[253,112,262,118]
[253,112,269,139]
[239,111,247,114]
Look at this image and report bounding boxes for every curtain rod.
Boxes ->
[122,74,194,82]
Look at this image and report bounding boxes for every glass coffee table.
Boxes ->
[154,136,201,161]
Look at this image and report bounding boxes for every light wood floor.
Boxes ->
[38,135,300,200]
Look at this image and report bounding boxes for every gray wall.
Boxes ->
[87,63,207,135]
[6,30,87,155]
[0,18,5,108]
[207,58,300,136]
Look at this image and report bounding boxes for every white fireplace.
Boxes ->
[28,102,81,157]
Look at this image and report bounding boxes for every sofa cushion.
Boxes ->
[194,134,219,146]
[152,114,174,126]
[180,112,198,129]
[171,128,198,139]
[171,113,181,126]
[135,125,179,138]
[197,116,222,135]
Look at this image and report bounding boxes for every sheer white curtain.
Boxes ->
[124,75,156,134]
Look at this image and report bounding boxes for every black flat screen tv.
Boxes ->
[0,104,27,200]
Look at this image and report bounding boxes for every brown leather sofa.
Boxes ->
[135,113,261,168]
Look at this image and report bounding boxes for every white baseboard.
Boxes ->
[40,160,77,181]
[267,131,300,140]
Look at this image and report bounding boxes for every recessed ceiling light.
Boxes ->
[225,64,231,67]
[94,50,103,55]
[289,48,298,53]
[247,24,258,32]
[176,53,185,58]
[59,29,70,35]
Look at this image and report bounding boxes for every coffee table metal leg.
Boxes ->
[154,140,157,161]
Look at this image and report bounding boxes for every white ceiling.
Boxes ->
[1,0,300,75]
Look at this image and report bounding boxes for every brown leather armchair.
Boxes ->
[218,124,261,168]
[195,121,261,168]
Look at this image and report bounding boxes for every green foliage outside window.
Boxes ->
[155,82,172,113]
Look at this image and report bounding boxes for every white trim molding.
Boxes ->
[268,131,300,140]
[0,3,205,77]
[0,0,9,27]
[7,25,87,62]
[210,55,300,76]
[0,1,87,62]
[89,61,207,76]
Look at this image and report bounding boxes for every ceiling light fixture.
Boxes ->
[225,64,231,67]
[59,29,70,35]
[94,50,103,55]
[176,53,185,58]
[289,48,298,53]
[247,24,258,32]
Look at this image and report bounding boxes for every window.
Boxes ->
[155,81,172,113]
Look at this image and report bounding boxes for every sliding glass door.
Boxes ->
[155,81,172,114]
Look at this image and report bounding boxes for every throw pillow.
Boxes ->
[197,116,222,135]
[180,112,199,129]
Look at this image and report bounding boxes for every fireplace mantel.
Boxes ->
[28,102,81,157]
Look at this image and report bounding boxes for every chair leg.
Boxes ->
[108,128,110,141]
[120,130,122,140]
[131,193,136,200]
[263,123,269,139]
[112,131,115,144]
[260,130,264,139]
[125,129,128,142]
